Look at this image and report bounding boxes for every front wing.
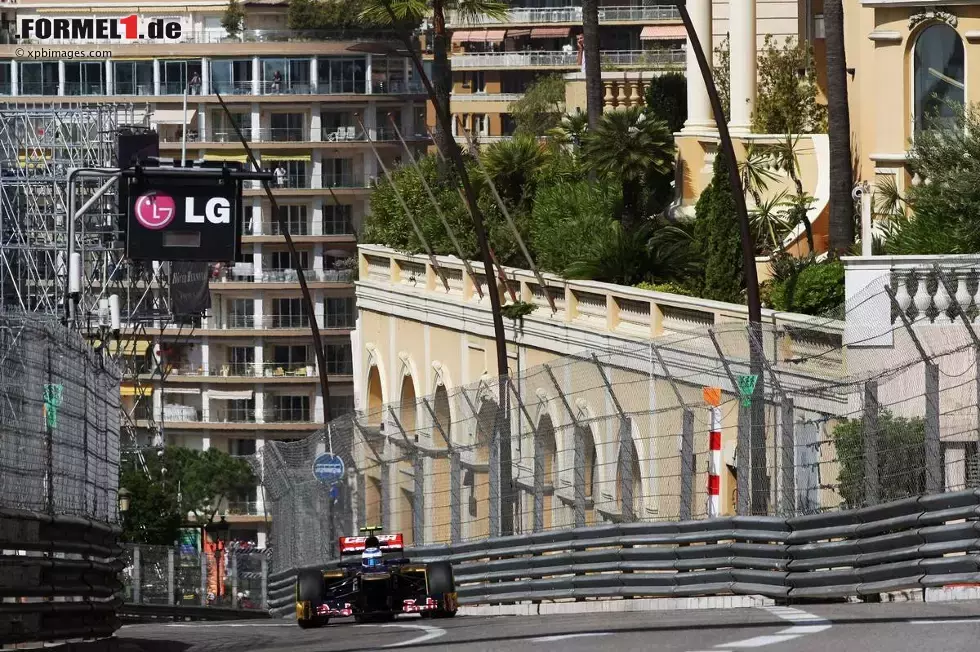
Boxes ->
[299,565,456,620]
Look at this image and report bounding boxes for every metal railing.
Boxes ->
[255,127,308,142]
[206,127,254,142]
[113,81,155,96]
[18,83,59,96]
[371,80,426,94]
[226,501,265,516]
[452,92,526,102]
[255,221,357,236]
[213,268,353,283]
[267,489,980,616]
[220,314,356,330]
[448,4,680,24]
[14,28,401,46]
[451,49,685,69]
[258,80,315,95]
[323,173,369,189]
[63,82,107,96]
[210,81,255,96]
[264,174,313,190]
[163,362,318,378]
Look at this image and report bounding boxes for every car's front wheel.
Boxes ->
[425,561,458,618]
[296,569,329,629]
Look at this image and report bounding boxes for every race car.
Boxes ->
[295,527,458,629]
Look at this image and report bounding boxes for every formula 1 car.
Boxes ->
[295,527,458,629]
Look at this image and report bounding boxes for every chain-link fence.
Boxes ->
[120,542,270,610]
[259,257,980,576]
[0,311,121,521]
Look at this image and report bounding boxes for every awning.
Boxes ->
[121,340,152,357]
[451,30,472,43]
[484,30,507,43]
[163,387,201,395]
[207,389,254,401]
[530,27,571,39]
[507,28,532,38]
[121,385,153,397]
[204,153,249,163]
[640,25,688,40]
[263,153,311,162]
[151,108,198,125]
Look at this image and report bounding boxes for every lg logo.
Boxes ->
[134,192,231,229]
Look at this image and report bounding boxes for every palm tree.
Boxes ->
[483,135,550,210]
[547,112,589,151]
[360,0,506,156]
[582,0,602,129]
[823,0,855,253]
[564,219,697,285]
[582,107,674,229]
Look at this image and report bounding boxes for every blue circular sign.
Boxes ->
[312,453,345,484]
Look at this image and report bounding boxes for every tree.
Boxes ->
[547,112,589,152]
[753,36,826,134]
[360,0,506,156]
[832,410,925,508]
[119,447,257,545]
[713,36,731,122]
[529,180,621,275]
[886,103,980,255]
[483,135,550,211]
[581,0,602,130]
[582,106,675,229]
[824,0,855,253]
[644,72,687,134]
[510,74,566,136]
[289,0,388,29]
[221,0,246,38]
[694,154,745,303]
[769,258,845,316]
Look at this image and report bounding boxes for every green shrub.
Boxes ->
[832,411,925,508]
[643,72,687,134]
[770,259,844,316]
[635,281,694,297]
[693,155,745,303]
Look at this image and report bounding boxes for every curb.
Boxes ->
[459,595,776,616]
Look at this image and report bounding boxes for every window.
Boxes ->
[20,62,58,95]
[465,71,485,93]
[329,395,355,417]
[229,438,256,456]
[113,61,154,95]
[270,249,309,270]
[323,204,353,235]
[325,297,356,328]
[227,399,255,422]
[318,57,366,94]
[0,61,11,95]
[914,23,964,134]
[273,298,304,328]
[161,60,203,95]
[274,205,308,235]
[229,298,254,328]
[210,59,252,95]
[269,112,305,141]
[323,158,357,187]
[267,160,307,187]
[326,342,353,374]
[261,58,311,94]
[229,347,254,375]
[272,345,308,368]
[64,61,104,95]
[272,395,310,422]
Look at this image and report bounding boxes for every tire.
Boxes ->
[425,561,457,618]
[296,569,328,629]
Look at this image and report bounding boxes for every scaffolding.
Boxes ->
[0,101,173,454]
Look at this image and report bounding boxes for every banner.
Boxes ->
[170,261,212,316]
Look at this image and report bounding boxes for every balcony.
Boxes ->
[205,127,254,143]
[447,4,681,25]
[165,362,319,378]
[226,501,263,517]
[19,82,59,96]
[210,81,255,96]
[452,92,525,103]
[255,127,308,142]
[258,80,314,96]
[370,80,425,94]
[451,49,685,69]
[219,313,355,330]
[255,221,356,237]
[323,173,369,189]
[64,82,106,96]
[266,174,313,189]
[114,81,155,96]
[214,268,354,284]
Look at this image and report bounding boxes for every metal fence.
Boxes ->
[120,543,270,611]
[259,258,980,578]
[0,311,122,521]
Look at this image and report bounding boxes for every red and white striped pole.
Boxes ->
[704,388,722,518]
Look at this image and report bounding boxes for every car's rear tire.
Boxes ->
[425,561,458,618]
[296,569,328,629]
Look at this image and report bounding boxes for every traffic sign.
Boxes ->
[312,453,345,484]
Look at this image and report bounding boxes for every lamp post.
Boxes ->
[118,487,131,515]
[206,516,230,604]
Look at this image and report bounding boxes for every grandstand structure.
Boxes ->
[0,101,173,451]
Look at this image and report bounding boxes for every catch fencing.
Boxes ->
[0,312,123,645]
[259,257,980,583]
[120,542,270,611]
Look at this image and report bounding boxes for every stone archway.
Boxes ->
[395,374,418,545]
[576,425,598,526]
[366,366,383,426]
[430,383,452,542]
[363,365,385,527]
[463,399,497,540]
[615,435,643,521]
[537,413,558,531]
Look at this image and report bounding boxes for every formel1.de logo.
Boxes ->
[134,191,176,230]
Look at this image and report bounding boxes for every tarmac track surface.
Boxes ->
[74,600,980,652]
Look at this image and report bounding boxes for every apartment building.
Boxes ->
[0,0,428,545]
[445,1,686,142]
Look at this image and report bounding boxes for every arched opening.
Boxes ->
[537,414,558,530]
[615,436,643,520]
[431,383,452,542]
[396,374,418,544]
[577,426,598,525]
[464,399,497,539]
[913,23,964,134]
[366,365,383,426]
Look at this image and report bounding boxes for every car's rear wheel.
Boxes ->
[296,569,329,629]
[425,561,458,618]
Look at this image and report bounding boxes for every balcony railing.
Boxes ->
[448,4,681,25]
[19,83,59,96]
[164,362,317,378]
[210,81,254,96]
[370,80,425,94]
[226,501,263,516]
[316,80,368,94]
[256,127,308,142]
[13,28,401,46]
[264,408,313,424]
[206,128,254,143]
[255,221,356,236]
[215,268,354,283]
[64,82,106,96]
[451,49,685,69]
[220,313,356,330]
[452,92,525,103]
[258,80,314,95]
[323,173,368,189]
[266,174,313,189]
[113,81,155,96]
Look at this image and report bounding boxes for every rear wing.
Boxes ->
[339,533,404,555]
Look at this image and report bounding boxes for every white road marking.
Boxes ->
[718,634,800,648]
[531,633,613,642]
[697,606,831,651]
[907,618,980,625]
[377,622,447,648]
[167,623,294,628]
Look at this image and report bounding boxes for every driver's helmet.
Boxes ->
[362,547,383,569]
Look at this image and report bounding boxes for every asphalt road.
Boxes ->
[84,600,980,652]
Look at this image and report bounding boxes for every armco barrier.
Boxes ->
[0,508,123,645]
[267,490,980,616]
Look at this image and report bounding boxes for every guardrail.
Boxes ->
[0,508,123,646]
[267,489,980,617]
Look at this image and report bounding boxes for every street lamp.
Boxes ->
[118,487,131,514]
[206,516,230,604]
